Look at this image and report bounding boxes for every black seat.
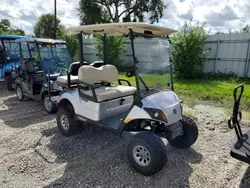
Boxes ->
[25,60,43,74]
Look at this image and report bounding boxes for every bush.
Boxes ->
[95,35,126,70]
[172,21,209,79]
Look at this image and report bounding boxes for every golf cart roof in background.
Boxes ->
[0,34,26,39]
[14,37,66,44]
[66,22,177,36]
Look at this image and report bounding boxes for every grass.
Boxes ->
[118,73,250,111]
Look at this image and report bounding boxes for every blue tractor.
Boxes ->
[0,34,26,90]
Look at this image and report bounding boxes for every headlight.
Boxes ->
[144,108,168,122]
[154,112,159,118]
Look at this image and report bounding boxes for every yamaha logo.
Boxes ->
[173,109,177,114]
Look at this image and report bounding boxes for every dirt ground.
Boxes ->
[0,82,250,188]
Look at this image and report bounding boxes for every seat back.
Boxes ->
[69,61,88,76]
[78,64,118,85]
[25,60,42,74]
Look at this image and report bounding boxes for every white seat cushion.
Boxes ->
[78,64,118,84]
[57,75,79,84]
[83,85,136,102]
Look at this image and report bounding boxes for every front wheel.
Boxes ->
[43,95,57,114]
[56,103,79,136]
[16,85,24,101]
[168,115,198,149]
[127,131,167,176]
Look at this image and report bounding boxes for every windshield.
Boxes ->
[2,39,20,62]
[134,37,171,92]
[38,43,72,75]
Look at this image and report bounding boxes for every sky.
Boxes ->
[0,0,249,35]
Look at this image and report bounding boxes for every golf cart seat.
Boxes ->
[78,64,136,102]
[56,61,85,85]
[24,59,43,74]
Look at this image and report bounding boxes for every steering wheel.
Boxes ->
[126,68,135,77]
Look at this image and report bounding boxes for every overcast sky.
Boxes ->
[0,0,249,34]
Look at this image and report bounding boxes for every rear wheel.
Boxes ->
[6,75,14,91]
[127,131,167,176]
[16,85,24,101]
[168,115,198,149]
[57,103,79,136]
[43,95,57,114]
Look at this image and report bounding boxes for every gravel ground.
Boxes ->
[0,82,250,188]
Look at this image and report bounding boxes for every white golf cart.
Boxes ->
[56,22,199,175]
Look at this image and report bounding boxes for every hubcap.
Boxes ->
[44,97,52,112]
[16,87,22,99]
[60,115,69,131]
[132,145,151,167]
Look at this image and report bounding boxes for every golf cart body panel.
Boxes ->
[141,91,182,125]
[59,89,134,121]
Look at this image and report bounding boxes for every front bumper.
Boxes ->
[163,121,184,140]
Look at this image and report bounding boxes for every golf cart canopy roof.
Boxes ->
[66,22,177,36]
[0,34,25,39]
[14,37,66,44]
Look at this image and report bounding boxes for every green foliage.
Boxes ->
[95,35,126,70]
[231,24,250,33]
[63,34,79,61]
[77,0,110,24]
[202,71,240,83]
[34,14,65,39]
[77,0,166,23]
[172,20,209,79]
[0,19,25,36]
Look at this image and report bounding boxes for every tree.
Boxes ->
[34,14,65,39]
[95,35,126,70]
[77,0,166,24]
[241,24,250,33]
[0,19,10,31]
[77,1,110,24]
[172,20,209,79]
[0,19,25,36]
[63,34,79,60]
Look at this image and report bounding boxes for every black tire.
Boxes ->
[16,85,24,101]
[56,103,79,136]
[168,115,198,149]
[6,75,14,91]
[42,95,57,114]
[127,131,167,176]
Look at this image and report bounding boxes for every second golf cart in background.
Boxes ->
[14,37,74,113]
[55,22,199,176]
[0,34,26,90]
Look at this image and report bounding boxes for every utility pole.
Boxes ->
[54,0,57,39]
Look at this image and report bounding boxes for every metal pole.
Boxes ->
[167,35,174,91]
[214,39,220,73]
[54,0,57,39]
[129,29,141,104]
[78,32,84,66]
[245,39,250,78]
[103,34,107,64]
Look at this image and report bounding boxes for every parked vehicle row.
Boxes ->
[1,22,248,176]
